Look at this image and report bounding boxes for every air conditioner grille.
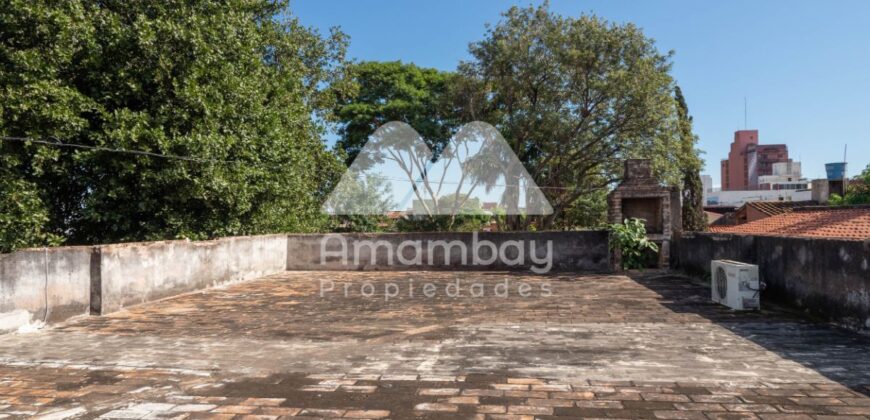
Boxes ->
[716,266,728,300]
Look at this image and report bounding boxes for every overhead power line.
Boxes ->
[0,135,246,165]
[2,135,593,191]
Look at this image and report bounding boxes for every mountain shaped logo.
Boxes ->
[323,121,553,216]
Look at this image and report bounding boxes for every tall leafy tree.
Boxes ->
[0,0,349,249]
[675,86,707,232]
[332,61,458,164]
[455,3,691,230]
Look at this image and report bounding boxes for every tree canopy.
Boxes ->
[830,164,870,205]
[332,61,457,165]
[0,0,349,251]
[453,4,699,230]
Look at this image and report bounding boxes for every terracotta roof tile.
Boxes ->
[707,207,870,240]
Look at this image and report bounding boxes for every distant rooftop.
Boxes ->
[709,206,870,240]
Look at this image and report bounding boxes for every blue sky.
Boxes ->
[292,0,870,187]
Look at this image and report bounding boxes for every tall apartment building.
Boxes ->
[720,130,790,191]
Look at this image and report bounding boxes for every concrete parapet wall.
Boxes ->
[1,235,287,332]
[287,231,611,272]
[4,231,610,333]
[673,232,870,331]
[98,234,288,314]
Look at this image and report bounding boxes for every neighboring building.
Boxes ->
[709,206,870,240]
[720,130,790,191]
[757,162,809,190]
[706,188,812,207]
[700,175,713,205]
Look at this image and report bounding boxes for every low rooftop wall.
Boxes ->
[3,230,611,333]
[1,234,287,333]
[0,246,94,332]
[673,232,870,331]
[286,231,611,273]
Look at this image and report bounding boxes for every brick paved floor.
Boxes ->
[1,271,868,419]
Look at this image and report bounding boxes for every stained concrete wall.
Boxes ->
[0,246,95,333]
[4,231,610,332]
[287,231,611,272]
[1,235,288,332]
[673,232,870,331]
[98,234,288,314]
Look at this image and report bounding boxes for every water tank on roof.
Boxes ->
[825,162,847,180]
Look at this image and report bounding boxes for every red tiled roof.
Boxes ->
[743,200,814,217]
[708,206,870,240]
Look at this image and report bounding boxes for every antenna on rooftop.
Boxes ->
[844,144,848,180]
[744,97,748,129]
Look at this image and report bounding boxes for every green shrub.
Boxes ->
[608,218,659,270]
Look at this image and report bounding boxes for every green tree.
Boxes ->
[675,86,707,232]
[0,0,349,250]
[332,61,458,165]
[455,3,691,230]
[830,164,870,205]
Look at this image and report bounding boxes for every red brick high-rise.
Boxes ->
[720,130,790,191]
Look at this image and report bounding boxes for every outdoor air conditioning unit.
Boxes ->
[711,260,761,310]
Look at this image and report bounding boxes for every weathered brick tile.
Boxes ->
[507,404,552,415]
[623,400,677,411]
[550,391,594,400]
[653,409,708,419]
[575,400,624,409]
[256,407,302,416]
[787,397,844,406]
[507,378,545,385]
[299,384,339,392]
[172,404,218,412]
[722,403,778,413]
[419,375,457,382]
[341,385,377,393]
[319,379,357,386]
[773,404,827,414]
[306,373,345,380]
[486,415,535,420]
[503,390,547,399]
[444,396,478,404]
[691,395,742,404]
[757,415,814,420]
[493,384,528,391]
[345,374,380,381]
[240,398,285,406]
[530,384,571,392]
[475,404,507,414]
[525,398,572,407]
[418,388,459,396]
[299,408,347,417]
[598,391,644,401]
[704,412,760,419]
[379,375,417,381]
[342,409,390,418]
[591,380,632,386]
[754,389,808,397]
[462,388,503,397]
[839,397,870,406]
[211,405,258,414]
[675,403,726,411]
[643,393,692,402]
[824,405,870,415]
[413,402,458,412]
